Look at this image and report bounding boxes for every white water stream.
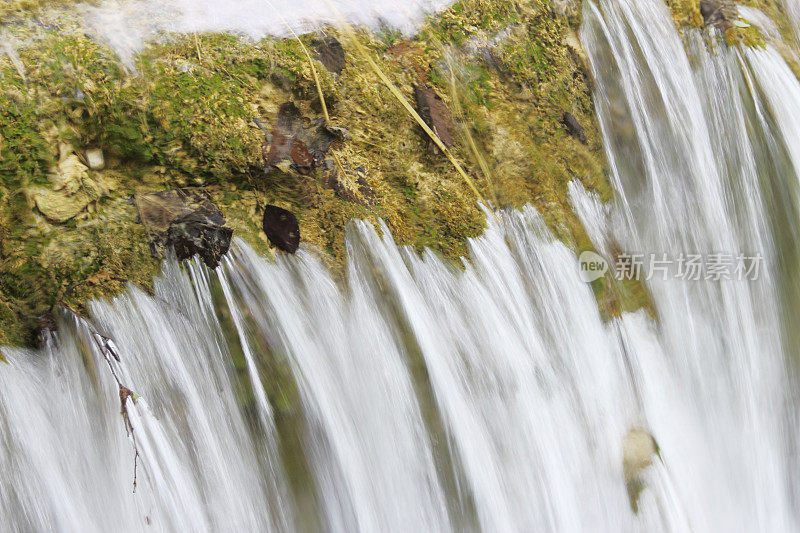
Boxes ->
[3,0,800,531]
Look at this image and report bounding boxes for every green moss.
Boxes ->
[0,98,52,189]
[0,0,622,344]
[0,0,80,21]
[740,0,794,42]
[425,0,522,46]
[724,24,767,48]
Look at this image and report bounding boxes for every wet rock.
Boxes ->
[263,103,313,175]
[700,0,721,23]
[700,0,735,32]
[135,188,232,268]
[262,102,349,175]
[562,112,587,144]
[321,124,351,146]
[313,36,346,74]
[622,428,659,513]
[413,84,456,154]
[85,148,105,170]
[167,211,233,269]
[262,205,300,253]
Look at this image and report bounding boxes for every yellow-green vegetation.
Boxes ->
[665,0,800,81]
[739,0,795,40]
[665,0,794,48]
[736,0,800,59]
[666,0,705,28]
[0,0,82,22]
[0,0,614,345]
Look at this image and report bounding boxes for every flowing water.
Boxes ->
[4,0,800,531]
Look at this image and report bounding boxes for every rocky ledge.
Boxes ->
[0,0,790,346]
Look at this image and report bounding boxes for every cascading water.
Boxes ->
[577,0,800,529]
[3,0,800,531]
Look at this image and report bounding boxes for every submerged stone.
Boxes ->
[262,205,300,253]
[135,189,233,268]
[622,427,658,513]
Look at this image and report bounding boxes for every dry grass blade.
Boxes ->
[443,49,498,207]
[261,0,330,123]
[293,37,330,123]
[338,23,486,204]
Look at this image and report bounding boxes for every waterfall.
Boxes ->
[578,0,800,529]
[4,0,800,531]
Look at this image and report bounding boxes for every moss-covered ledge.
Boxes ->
[0,0,615,345]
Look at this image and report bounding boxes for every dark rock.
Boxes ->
[413,84,456,154]
[167,211,233,268]
[262,205,300,253]
[562,112,587,144]
[309,124,350,167]
[135,188,233,268]
[262,102,349,175]
[700,0,721,23]
[313,36,346,74]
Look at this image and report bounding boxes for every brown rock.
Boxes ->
[262,102,349,175]
[323,163,375,207]
[313,36,346,74]
[700,0,735,32]
[413,84,456,154]
[562,112,587,144]
[262,205,300,253]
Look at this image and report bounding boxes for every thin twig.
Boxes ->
[65,308,141,493]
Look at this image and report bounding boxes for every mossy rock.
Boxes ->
[1,0,622,345]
